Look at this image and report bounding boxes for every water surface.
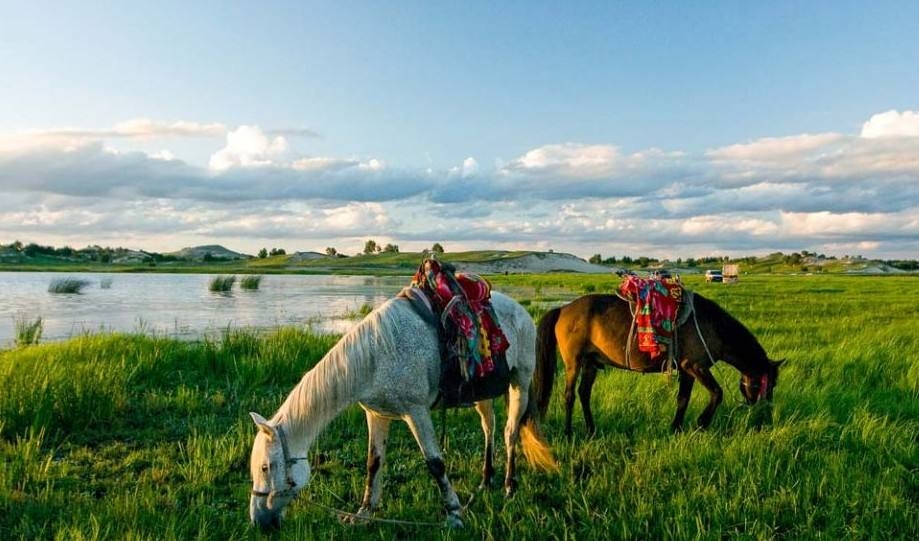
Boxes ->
[0,272,408,347]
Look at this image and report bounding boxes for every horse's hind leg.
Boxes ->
[403,406,464,528]
[352,411,391,521]
[578,363,599,436]
[562,360,582,438]
[474,400,496,489]
[670,368,695,433]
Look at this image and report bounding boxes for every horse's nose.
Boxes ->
[251,507,282,533]
[250,497,282,533]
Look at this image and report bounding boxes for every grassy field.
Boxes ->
[1,274,918,540]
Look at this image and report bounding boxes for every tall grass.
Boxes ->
[1,275,917,539]
[208,275,236,292]
[47,277,91,294]
[239,275,262,290]
[13,316,43,347]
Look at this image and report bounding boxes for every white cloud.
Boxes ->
[860,110,919,138]
[507,143,622,178]
[208,125,289,171]
[3,111,919,259]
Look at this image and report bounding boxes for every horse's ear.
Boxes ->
[249,412,276,439]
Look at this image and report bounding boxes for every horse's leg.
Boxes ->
[577,363,599,437]
[502,377,529,497]
[562,359,582,438]
[353,411,391,521]
[670,368,696,433]
[474,400,496,489]
[683,364,723,429]
[403,407,464,528]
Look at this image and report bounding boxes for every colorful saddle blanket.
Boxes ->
[411,258,509,381]
[618,274,685,361]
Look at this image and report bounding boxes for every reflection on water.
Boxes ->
[0,272,408,347]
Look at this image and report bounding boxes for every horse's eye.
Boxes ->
[261,464,269,473]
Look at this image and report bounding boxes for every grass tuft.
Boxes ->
[239,275,262,290]
[208,275,236,292]
[14,316,43,347]
[48,277,91,294]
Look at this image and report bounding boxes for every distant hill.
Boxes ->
[167,245,250,261]
[275,250,613,274]
[0,240,916,274]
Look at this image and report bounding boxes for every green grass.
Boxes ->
[2,275,918,540]
[47,277,91,294]
[209,275,236,292]
[239,275,263,290]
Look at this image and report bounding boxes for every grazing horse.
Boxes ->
[535,293,782,436]
[248,292,556,531]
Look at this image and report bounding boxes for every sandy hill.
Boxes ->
[168,245,250,261]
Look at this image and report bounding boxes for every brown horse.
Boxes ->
[535,292,783,436]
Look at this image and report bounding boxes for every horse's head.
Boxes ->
[740,359,784,405]
[248,412,310,532]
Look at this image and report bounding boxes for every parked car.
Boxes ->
[705,269,723,282]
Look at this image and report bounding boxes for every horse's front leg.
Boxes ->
[351,411,391,522]
[671,368,695,433]
[404,407,464,529]
[684,364,723,429]
[474,400,496,489]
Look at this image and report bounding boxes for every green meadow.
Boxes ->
[1,274,917,540]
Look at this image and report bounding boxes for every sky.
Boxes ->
[1,1,918,260]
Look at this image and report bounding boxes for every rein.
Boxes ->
[250,424,308,499]
[304,485,478,528]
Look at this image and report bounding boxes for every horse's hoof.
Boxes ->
[446,513,464,529]
[504,480,517,498]
[342,507,373,525]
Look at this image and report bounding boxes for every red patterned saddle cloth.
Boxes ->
[618,274,685,361]
[411,258,509,381]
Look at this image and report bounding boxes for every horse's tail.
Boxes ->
[520,387,559,472]
[534,307,562,418]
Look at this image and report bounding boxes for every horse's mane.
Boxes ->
[692,292,768,365]
[274,298,410,427]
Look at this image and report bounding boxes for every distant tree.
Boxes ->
[325,247,338,256]
[588,254,602,264]
[383,244,399,253]
[363,240,378,255]
[431,243,444,254]
[258,248,268,259]
[202,252,213,262]
[11,240,23,252]
[269,248,286,256]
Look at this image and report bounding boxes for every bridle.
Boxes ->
[250,424,308,500]
[741,372,771,402]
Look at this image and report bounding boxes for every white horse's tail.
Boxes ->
[520,392,559,472]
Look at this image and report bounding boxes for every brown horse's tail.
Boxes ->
[534,307,562,418]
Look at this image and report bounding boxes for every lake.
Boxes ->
[0,272,410,347]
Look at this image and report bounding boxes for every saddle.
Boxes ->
[399,257,510,407]
[617,274,694,370]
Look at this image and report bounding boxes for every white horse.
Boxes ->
[248,291,557,531]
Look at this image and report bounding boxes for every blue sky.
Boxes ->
[2,1,918,259]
